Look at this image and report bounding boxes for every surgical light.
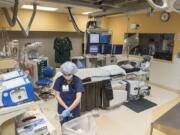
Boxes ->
[22,5,58,12]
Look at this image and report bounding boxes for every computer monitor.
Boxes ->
[100,45,112,54]
[99,34,111,44]
[89,34,99,43]
[86,45,99,54]
[112,45,123,54]
[72,59,86,69]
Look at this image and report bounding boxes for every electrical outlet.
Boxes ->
[177,52,180,58]
[130,23,140,29]
[175,34,180,40]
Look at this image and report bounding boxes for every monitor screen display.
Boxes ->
[112,45,123,54]
[100,45,112,54]
[99,34,111,44]
[89,45,99,54]
[72,59,86,69]
[86,45,99,54]
[89,34,99,43]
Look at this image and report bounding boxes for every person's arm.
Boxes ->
[68,92,82,111]
[55,91,68,109]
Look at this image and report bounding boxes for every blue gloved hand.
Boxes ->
[60,108,73,119]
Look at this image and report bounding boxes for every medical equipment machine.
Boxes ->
[25,57,48,85]
[0,40,19,59]
[117,55,152,101]
[123,34,139,58]
[0,72,35,107]
[124,80,151,101]
[21,42,43,64]
[0,70,24,81]
[71,56,86,69]
[16,109,56,135]
[140,55,152,72]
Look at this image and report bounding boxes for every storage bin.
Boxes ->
[62,114,97,135]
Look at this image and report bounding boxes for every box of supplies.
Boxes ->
[16,109,56,135]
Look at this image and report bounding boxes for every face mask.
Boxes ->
[63,75,73,80]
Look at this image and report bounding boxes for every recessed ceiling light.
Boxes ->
[82,12,92,15]
[22,5,58,12]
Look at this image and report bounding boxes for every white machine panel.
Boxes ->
[2,77,26,90]
[10,87,28,103]
[0,70,24,81]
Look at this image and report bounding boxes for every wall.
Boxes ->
[106,12,180,54]
[0,9,91,67]
[150,54,180,93]
[0,9,89,32]
[0,31,83,67]
[0,9,109,67]
[106,12,180,92]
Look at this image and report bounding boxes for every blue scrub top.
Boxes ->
[53,75,84,117]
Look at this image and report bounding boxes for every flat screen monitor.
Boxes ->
[72,59,86,69]
[86,45,99,54]
[99,34,111,44]
[89,34,99,43]
[100,45,112,54]
[112,45,123,54]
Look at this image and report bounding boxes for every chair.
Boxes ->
[36,66,54,100]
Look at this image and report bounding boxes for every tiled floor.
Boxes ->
[95,85,179,135]
[1,85,179,135]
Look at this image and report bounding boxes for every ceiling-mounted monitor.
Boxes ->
[99,34,111,44]
[89,34,99,44]
[86,45,99,55]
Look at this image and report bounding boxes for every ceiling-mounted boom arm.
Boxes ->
[67,7,83,33]
[16,3,37,37]
[89,0,148,18]
[123,34,139,58]
[2,0,18,27]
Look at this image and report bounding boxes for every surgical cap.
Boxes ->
[60,61,78,75]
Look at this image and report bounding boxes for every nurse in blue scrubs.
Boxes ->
[53,62,84,124]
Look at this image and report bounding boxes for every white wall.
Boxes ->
[150,54,180,93]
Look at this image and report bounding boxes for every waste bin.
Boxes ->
[62,114,97,135]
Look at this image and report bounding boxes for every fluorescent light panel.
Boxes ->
[82,12,92,15]
[22,5,58,11]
